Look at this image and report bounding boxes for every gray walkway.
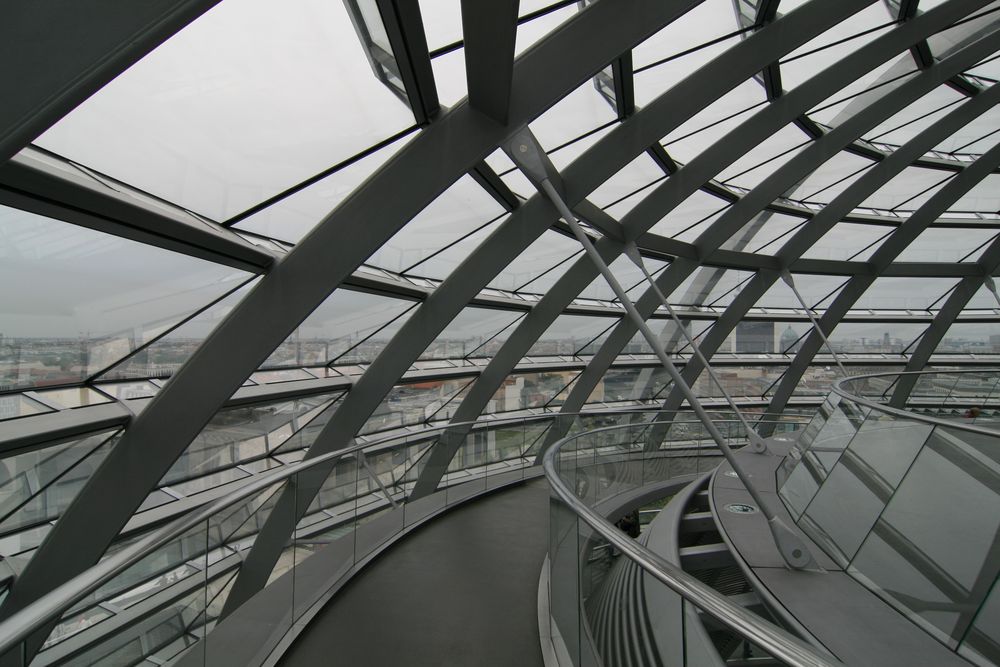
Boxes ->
[280,478,550,667]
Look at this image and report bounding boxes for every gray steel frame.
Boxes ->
[3,0,999,643]
[0,0,710,627]
[512,0,1000,453]
[889,235,1000,405]
[767,137,1000,426]
[411,0,877,491]
[0,0,222,162]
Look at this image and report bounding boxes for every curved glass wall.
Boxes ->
[1,0,999,643]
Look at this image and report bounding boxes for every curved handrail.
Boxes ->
[0,407,800,658]
[542,423,843,667]
[832,368,1000,438]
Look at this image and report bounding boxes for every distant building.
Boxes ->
[780,325,801,353]
[735,321,775,354]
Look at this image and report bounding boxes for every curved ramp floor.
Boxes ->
[279,479,549,667]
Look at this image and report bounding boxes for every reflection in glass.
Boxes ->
[0,206,251,390]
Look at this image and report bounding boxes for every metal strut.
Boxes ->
[780,270,849,378]
[506,128,817,571]
[622,242,770,454]
[985,275,1000,309]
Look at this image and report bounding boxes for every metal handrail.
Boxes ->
[542,423,843,667]
[0,408,799,658]
[833,368,1000,438]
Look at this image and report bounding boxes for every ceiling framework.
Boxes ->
[0,0,999,628]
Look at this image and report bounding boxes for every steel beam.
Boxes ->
[642,17,1000,436]
[0,148,274,273]
[0,0,686,622]
[553,18,1000,446]
[410,0,877,490]
[461,0,519,124]
[207,0,720,619]
[221,0,880,607]
[767,138,1000,423]
[889,236,1000,405]
[0,0,222,163]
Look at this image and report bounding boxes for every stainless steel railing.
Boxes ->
[0,408,792,665]
[543,420,841,667]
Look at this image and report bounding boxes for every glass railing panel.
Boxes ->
[845,412,932,488]
[797,412,933,565]
[779,402,861,520]
[798,459,887,567]
[292,459,359,624]
[848,425,1000,647]
[908,372,958,404]
[36,520,211,666]
[444,431,489,506]
[959,572,1000,666]
[946,374,1000,407]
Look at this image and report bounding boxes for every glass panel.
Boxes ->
[721,211,807,255]
[935,105,1000,154]
[850,427,1000,645]
[419,307,522,360]
[96,381,160,401]
[952,174,1000,214]
[853,277,961,310]
[367,175,505,275]
[250,368,316,384]
[530,78,617,154]
[801,456,886,564]
[36,0,416,220]
[402,215,507,281]
[802,222,893,261]
[624,319,713,356]
[807,53,916,128]
[633,0,743,108]
[588,153,666,212]
[788,151,877,205]
[847,412,931,488]
[647,189,730,239]
[361,378,472,434]
[781,3,894,90]
[99,279,259,382]
[587,367,672,404]
[161,393,339,485]
[780,403,861,518]
[233,131,415,243]
[489,370,582,412]
[430,47,467,107]
[489,231,582,294]
[860,166,955,211]
[527,314,619,357]
[578,255,667,302]
[717,123,812,190]
[961,574,1000,665]
[0,430,118,534]
[0,206,251,390]
[265,288,416,368]
[32,387,111,409]
[865,86,965,146]
[0,394,51,421]
[658,78,766,166]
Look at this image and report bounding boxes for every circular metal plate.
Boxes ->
[725,503,758,515]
